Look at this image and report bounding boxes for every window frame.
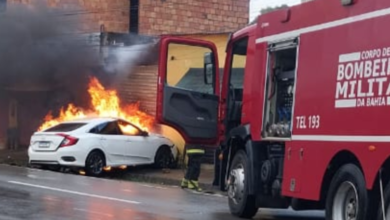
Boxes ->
[165,42,215,95]
[44,122,87,132]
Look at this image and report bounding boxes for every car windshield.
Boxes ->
[44,123,87,132]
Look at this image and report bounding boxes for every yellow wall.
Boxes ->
[160,33,246,163]
[166,34,246,86]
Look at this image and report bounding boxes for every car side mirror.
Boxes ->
[140,130,149,136]
[204,52,215,85]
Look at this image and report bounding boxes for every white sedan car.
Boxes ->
[28,117,178,176]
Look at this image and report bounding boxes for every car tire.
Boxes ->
[228,150,258,219]
[325,164,368,220]
[154,146,173,169]
[85,151,106,177]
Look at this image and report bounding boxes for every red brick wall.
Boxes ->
[138,0,250,35]
[10,0,249,35]
[10,0,130,33]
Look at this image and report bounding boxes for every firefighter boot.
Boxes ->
[181,178,189,188]
[188,180,202,192]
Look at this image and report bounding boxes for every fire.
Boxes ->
[38,77,154,134]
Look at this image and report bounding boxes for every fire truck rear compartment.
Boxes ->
[263,43,297,139]
[255,43,298,208]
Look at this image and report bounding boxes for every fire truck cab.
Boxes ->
[156,0,390,219]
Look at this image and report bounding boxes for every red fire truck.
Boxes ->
[156,0,390,219]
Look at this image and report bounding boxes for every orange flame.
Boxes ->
[38,76,154,134]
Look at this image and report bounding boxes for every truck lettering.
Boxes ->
[361,49,381,59]
[335,47,390,108]
[357,80,366,97]
[367,97,386,106]
[335,81,348,98]
[296,115,320,129]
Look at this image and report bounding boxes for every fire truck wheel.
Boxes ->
[377,178,390,220]
[228,150,258,218]
[325,164,368,220]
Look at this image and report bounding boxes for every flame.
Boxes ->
[38,77,154,134]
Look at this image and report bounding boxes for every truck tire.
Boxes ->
[228,150,258,218]
[325,164,368,220]
[377,178,390,220]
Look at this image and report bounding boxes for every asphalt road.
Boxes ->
[0,165,324,220]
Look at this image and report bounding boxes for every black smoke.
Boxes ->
[0,2,158,110]
[0,2,99,108]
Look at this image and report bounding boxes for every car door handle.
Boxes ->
[100,137,107,140]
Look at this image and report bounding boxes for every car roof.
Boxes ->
[60,116,119,124]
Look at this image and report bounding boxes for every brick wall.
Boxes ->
[139,0,250,35]
[10,0,249,35]
[9,0,129,33]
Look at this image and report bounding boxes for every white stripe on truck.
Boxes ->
[292,135,390,142]
[256,7,390,43]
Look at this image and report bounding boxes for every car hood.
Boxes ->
[148,133,167,139]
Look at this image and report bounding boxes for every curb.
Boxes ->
[115,172,214,191]
[0,159,28,168]
[114,172,228,197]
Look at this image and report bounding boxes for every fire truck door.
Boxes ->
[156,37,220,145]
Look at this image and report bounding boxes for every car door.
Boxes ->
[93,121,128,165]
[117,120,153,165]
[156,36,220,145]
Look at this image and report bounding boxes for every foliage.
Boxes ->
[249,4,289,24]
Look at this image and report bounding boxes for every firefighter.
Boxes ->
[181,144,205,192]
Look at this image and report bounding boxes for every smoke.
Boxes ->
[0,3,94,91]
[103,42,159,86]
[0,2,158,108]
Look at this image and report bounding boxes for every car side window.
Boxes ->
[90,122,122,135]
[90,122,107,134]
[117,120,141,136]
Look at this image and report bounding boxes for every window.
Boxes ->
[90,121,122,135]
[45,123,86,132]
[166,43,214,94]
[229,38,247,90]
[224,37,248,133]
[117,120,141,136]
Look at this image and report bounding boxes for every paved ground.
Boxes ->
[0,149,217,190]
[0,164,325,220]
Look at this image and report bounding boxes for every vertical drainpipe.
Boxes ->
[129,0,139,34]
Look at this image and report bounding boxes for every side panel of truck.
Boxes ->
[279,7,390,200]
[243,41,268,140]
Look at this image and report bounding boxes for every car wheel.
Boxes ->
[154,146,173,169]
[325,164,368,220]
[228,150,258,218]
[85,151,105,177]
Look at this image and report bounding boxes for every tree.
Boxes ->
[261,4,288,14]
[249,4,289,24]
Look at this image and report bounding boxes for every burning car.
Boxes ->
[27,76,177,176]
[28,117,178,176]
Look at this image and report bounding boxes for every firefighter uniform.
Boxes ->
[181,144,205,191]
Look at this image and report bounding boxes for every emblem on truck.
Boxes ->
[335,47,390,108]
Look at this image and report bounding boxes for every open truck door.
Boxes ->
[156,36,220,145]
